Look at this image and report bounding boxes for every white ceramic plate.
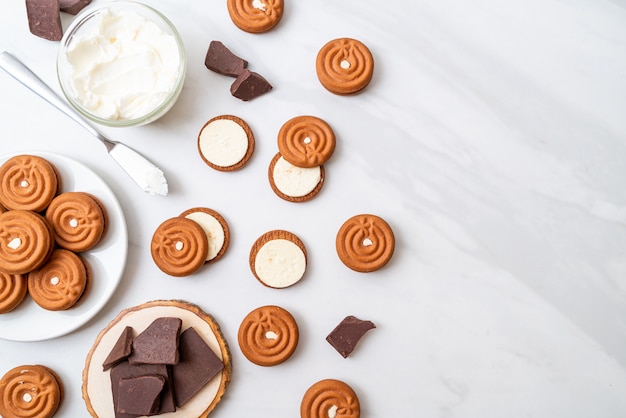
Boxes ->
[0,152,128,342]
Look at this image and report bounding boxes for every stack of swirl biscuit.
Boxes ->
[268,115,336,202]
[0,154,107,313]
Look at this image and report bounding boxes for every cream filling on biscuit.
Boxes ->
[254,238,306,288]
[252,0,267,11]
[7,237,21,250]
[85,305,226,418]
[184,212,225,261]
[328,405,339,418]
[199,119,248,168]
[272,156,321,197]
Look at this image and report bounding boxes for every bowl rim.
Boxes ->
[56,0,187,127]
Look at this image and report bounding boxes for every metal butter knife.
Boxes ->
[0,51,168,196]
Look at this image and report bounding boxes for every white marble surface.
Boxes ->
[1,0,626,416]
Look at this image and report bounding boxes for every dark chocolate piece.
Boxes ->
[25,0,63,41]
[110,362,176,417]
[128,317,182,365]
[117,375,164,416]
[59,0,92,14]
[103,326,134,371]
[171,327,224,407]
[230,69,272,101]
[205,40,248,77]
[326,315,376,358]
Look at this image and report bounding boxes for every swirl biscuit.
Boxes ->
[249,230,307,288]
[336,214,395,272]
[0,364,63,418]
[277,116,336,168]
[301,379,360,418]
[197,115,255,172]
[316,38,374,95]
[0,272,28,314]
[238,305,299,366]
[28,249,88,311]
[45,192,106,252]
[227,0,284,33]
[151,217,209,277]
[0,210,54,275]
[0,155,59,212]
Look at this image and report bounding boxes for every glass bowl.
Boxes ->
[57,1,186,127]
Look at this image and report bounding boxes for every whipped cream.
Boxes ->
[64,8,181,120]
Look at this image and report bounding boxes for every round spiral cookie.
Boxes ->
[45,192,106,252]
[277,116,336,168]
[28,249,88,311]
[335,214,395,272]
[0,154,59,212]
[301,379,360,418]
[0,210,54,275]
[227,0,284,33]
[316,38,374,95]
[151,217,209,277]
[249,230,307,288]
[238,305,299,366]
[0,272,28,314]
[0,364,63,418]
[197,115,255,172]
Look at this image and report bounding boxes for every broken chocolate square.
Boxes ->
[171,327,224,407]
[25,0,63,41]
[128,317,182,365]
[110,362,176,417]
[205,40,248,77]
[230,69,272,101]
[326,315,376,358]
[103,326,134,371]
[117,375,164,416]
[59,0,92,15]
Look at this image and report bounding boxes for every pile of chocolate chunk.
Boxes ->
[102,317,223,416]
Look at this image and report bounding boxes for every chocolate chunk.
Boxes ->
[117,375,164,416]
[326,315,376,358]
[103,326,134,371]
[25,0,63,41]
[59,0,92,15]
[128,317,182,365]
[230,69,272,101]
[205,40,248,77]
[171,327,224,407]
[110,362,176,417]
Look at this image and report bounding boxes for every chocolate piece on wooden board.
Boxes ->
[205,40,248,77]
[230,69,272,101]
[110,362,176,417]
[326,315,376,358]
[171,327,224,407]
[103,326,134,371]
[117,375,164,416]
[25,0,63,41]
[59,0,92,14]
[128,317,182,365]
